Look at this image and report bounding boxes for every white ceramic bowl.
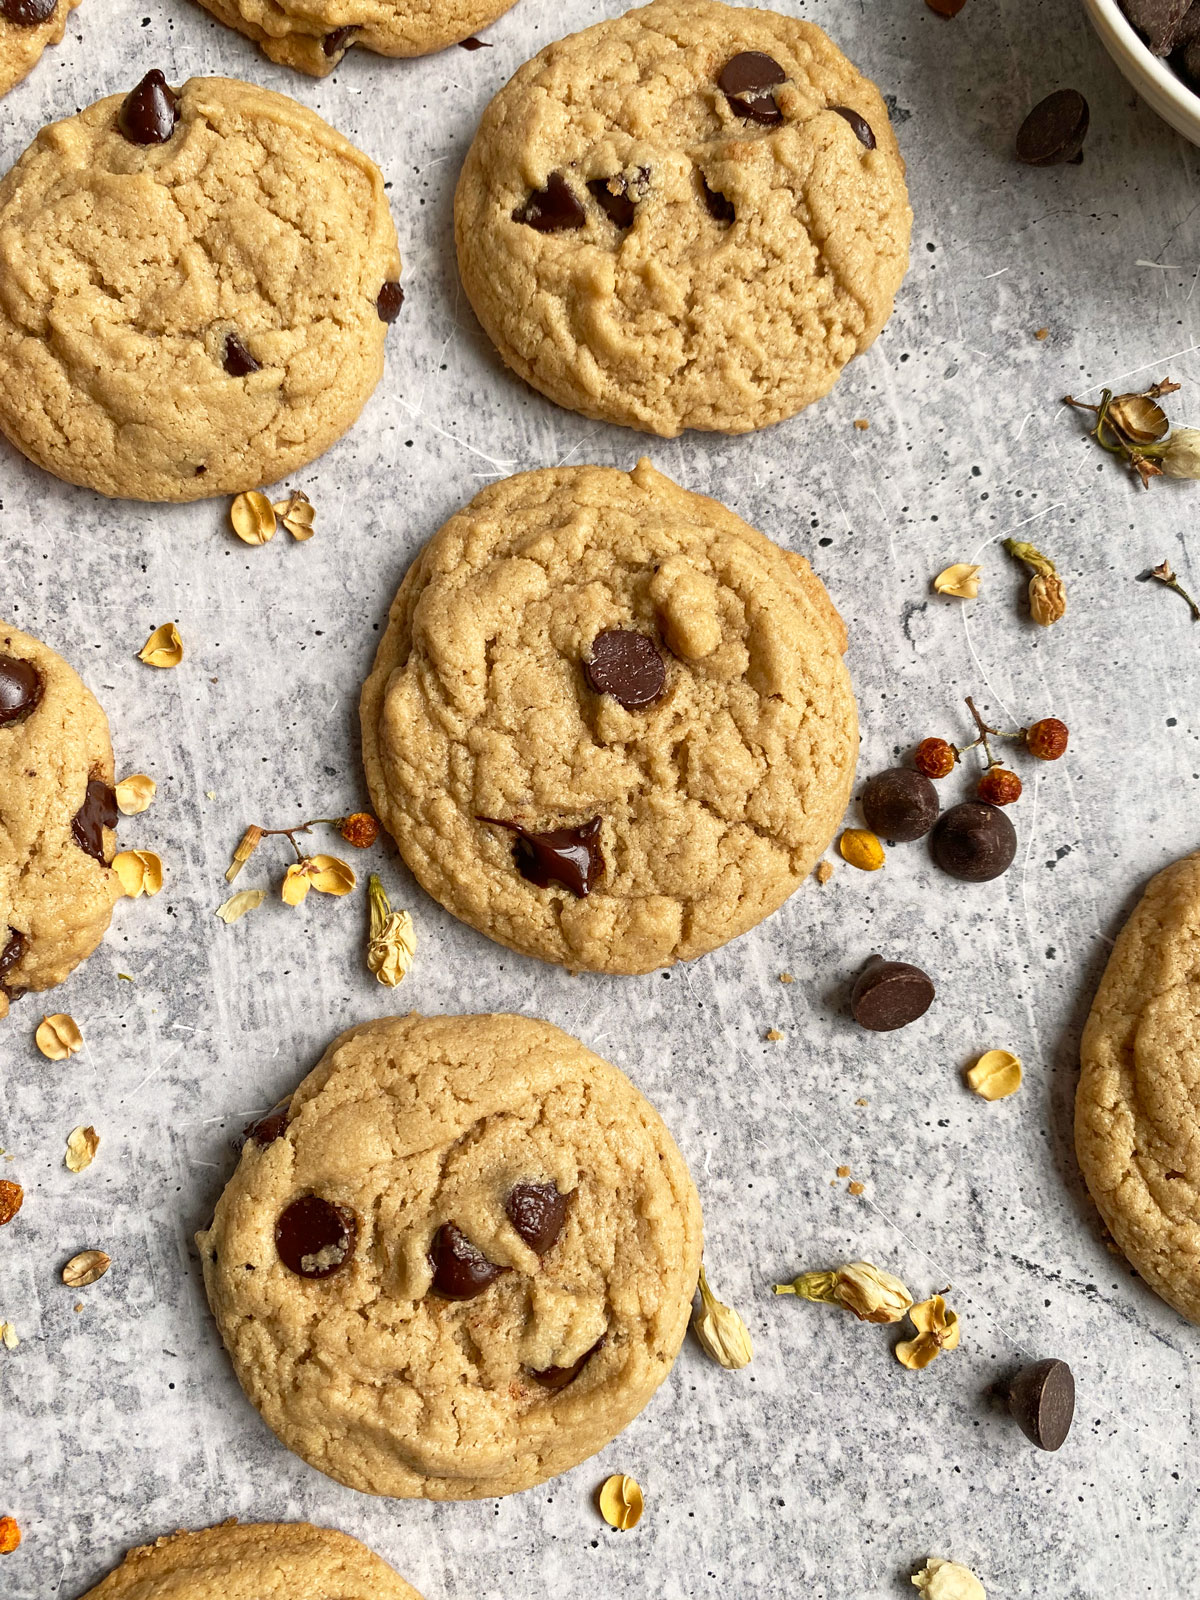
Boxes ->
[1083,0,1200,145]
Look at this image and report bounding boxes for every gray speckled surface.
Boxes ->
[3,0,1200,1594]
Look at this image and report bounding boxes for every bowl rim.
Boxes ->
[1084,0,1200,122]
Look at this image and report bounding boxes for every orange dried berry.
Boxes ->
[0,1516,20,1554]
[338,813,380,849]
[1026,717,1069,761]
[0,1180,23,1227]
[913,738,957,780]
[978,767,1022,806]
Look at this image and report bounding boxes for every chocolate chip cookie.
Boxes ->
[80,1520,423,1599]
[0,620,122,1021]
[0,0,78,100]
[455,0,912,436]
[0,73,402,501]
[1077,851,1200,1324]
[192,0,518,75]
[360,459,857,975]
[197,1013,703,1499]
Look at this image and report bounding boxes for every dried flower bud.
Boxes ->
[367,874,416,986]
[1161,427,1200,480]
[215,889,266,924]
[966,1049,1022,1101]
[0,1181,22,1226]
[65,1125,100,1173]
[62,1249,111,1288]
[230,490,277,545]
[36,1013,83,1060]
[339,812,380,848]
[896,1294,961,1369]
[692,1265,753,1370]
[226,824,265,882]
[273,490,316,541]
[774,1260,913,1325]
[115,774,156,815]
[598,1474,643,1531]
[912,1557,986,1599]
[1107,392,1169,445]
[933,563,982,599]
[1003,539,1056,579]
[0,1515,20,1555]
[1029,572,1066,626]
[138,622,184,668]
[0,1322,18,1352]
[113,850,164,898]
[281,854,356,906]
[839,829,885,871]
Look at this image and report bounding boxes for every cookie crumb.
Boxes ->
[836,1164,851,1178]
[853,418,870,430]
[779,972,794,984]
[848,1181,865,1196]
[855,1097,869,1107]
[1035,327,1050,340]
[765,1028,784,1041]
[816,860,834,884]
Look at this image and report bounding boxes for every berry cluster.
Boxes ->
[914,701,1069,807]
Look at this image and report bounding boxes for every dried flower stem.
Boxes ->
[1147,561,1200,621]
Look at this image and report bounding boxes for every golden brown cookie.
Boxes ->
[1077,850,1200,1324]
[197,1013,703,1499]
[361,459,857,975]
[0,0,79,101]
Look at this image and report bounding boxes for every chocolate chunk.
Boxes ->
[323,25,356,56]
[861,768,939,842]
[240,1100,290,1150]
[71,779,118,865]
[587,177,637,229]
[850,956,935,1031]
[118,71,180,146]
[458,34,491,49]
[0,929,26,984]
[429,1221,506,1300]
[1123,0,1193,53]
[530,1334,606,1391]
[701,175,736,224]
[275,1195,358,1279]
[479,816,604,897]
[222,332,260,377]
[1183,35,1200,84]
[506,1181,570,1255]
[583,629,666,710]
[925,0,968,15]
[1016,89,1090,166]
[376,281,405,323]
[1003,1358,1075,1450]
[931,801,1017,881]
[831,105,876,149]
[0,0,57,24]
[718,51,786,123]
[0,655,43,727]
[513,173,587,233]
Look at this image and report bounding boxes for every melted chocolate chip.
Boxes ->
[0,655,43,727]
[429,1222,506,1300]
[377,281,405,323]
[323,25,356,55]
[832,105,876,149]
[587,177,636,229]
[222,332,260,377]
[240,1100,290,1150]
[118,71,179,146]
[718,51,786,123]
[513,172,587,233]
[71,779,118,865]
[506,1181,570,1255]
[583,629,666,710]
[479,816,604,898]
[276,1195,358,1279]
[0,929,26,984]
[530,1334,606,1391]
[701,175,736,225]
[0,0,56,24]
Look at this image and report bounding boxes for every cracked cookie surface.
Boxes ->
[454,0,912,436]
[1077,851,1200,1325]
[0,619,121,1021]
[192,0,518,75]
[360,458,857,975]
[0,0,79,101]
[80,1520,423,1599]
[197,1012,703,1499]
[0,75,401,501]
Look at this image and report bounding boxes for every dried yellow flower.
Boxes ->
[839,829,885,871]
[896,1294,961,1370]
[0,1321,18,1351]
[693,1265,753,1370]
[966,1049,1022,1101]
[215,889,266,925]
[62,1250,111,1288]
[367,874,416,986]
[273,489,316,541]
[113,850,164,898]
[912,1557,986,1600]
[230,490,277,545]
[65,1125,100,1174]
[598,1474,643,1532]
[774,1260,913,1325]
[35,1014,83,1061]
[1029,572,1067,626]
[226,824,265,882]
[138,622,183,668]
[933,563,982,600]
[281,854,356,907]
[115,775,157,815]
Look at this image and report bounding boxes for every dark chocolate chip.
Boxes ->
[831,105,876,149]
[587,177,637,229]
[276,1195,358,1278]
[376,280,405,323]
[861,767,939,842]
[429,1221,506,1300]
[478,815,604,897]
[506,1181,570,1256]
[71,779,118,865]
[0,655,43,727]
[850,956,935,1032]
[0,0,57,24]
[240,1100,290,1150]
[513,172,587,233]
[530,1334,606,1391]
[222,332,260,377]
[701,175,736,224]
[323,24,356,56]
[1016,89,1090,166]
[583,629,666,710]
[924,0,968,15]
[118,71,180,146]
[1123,0,1192,54]
[458,33,491,49]
[0,929,26,984]
[931,801,1017,881]
[1004,1358,1075,1450]
[718,51,786,123]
